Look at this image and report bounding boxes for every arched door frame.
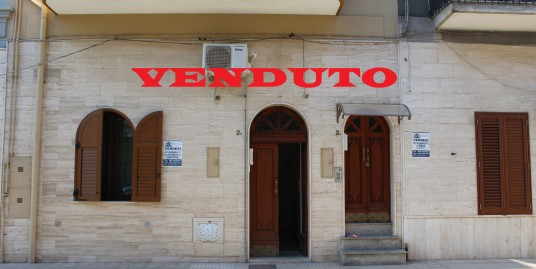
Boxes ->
[246,103,311,261]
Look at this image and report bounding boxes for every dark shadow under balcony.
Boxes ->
[430,0,536,32]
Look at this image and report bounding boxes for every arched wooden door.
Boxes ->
[250,106,308,257]
[345,116,391,223]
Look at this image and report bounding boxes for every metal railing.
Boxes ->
[430,0,536,17]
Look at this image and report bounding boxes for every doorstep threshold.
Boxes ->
[249,256,310,264]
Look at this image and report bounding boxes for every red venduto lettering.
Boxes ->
[209,68,246,87]
[131,68,169,87]
[328,68,361,87]
[361,67,397,88]
[289,68,327,88]
[248,68,287,87]
[132,67,399,89]
[169,68,206,87]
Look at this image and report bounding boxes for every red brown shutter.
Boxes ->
[132,111,163,202]
[476,115,503,214]
[75,110,103,201]
[476,112,532,215]
[504,115,532,214]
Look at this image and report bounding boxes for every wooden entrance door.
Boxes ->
[345,116,390,223]
[250,143,279,253]
[250,107,307,257]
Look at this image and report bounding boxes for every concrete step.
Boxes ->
[249,256,309,264]
[345,222,392,236]
[339,249,407,266]
[339,236,402,250]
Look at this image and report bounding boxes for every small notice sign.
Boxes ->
[412,132,430,158]
[163,140,182,167]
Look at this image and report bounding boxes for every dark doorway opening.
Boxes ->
[278,143,303,257]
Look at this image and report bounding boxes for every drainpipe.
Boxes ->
[1,0,23,262]
[28,0,47,263]
[0,39,10,265]
[242,54,256,263]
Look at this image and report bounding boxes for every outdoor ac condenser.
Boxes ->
[202,44,248,69]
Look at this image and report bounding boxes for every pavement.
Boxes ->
[0,259,535,269]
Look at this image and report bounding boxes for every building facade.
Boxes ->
[0,0,535,265]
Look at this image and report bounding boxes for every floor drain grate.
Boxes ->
[249,265,276,269]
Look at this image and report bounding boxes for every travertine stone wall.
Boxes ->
[0,49,5,159]
[2,41,39,262]
[3,39,400,262]
[399,41,536,260]
[4,37,534,263]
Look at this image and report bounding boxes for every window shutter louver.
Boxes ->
[132,111,163,202]
[476,112,532,215]
[75,110,103,201]
[477,116,503,214]
[504,116,532,214]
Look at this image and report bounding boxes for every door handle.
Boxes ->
[275,179,278,194]
[362,146,366,163]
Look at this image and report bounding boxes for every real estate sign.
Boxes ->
[412,132,430,158]
[163,140,183,167]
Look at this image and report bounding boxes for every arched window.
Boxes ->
[250,106,307,143]
[75,109,163,202]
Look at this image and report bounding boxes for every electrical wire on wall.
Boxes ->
[1,32,402,262]
[302,38,308,99]
[0,39,112,78]
[0,35,400,78]
[443,41,529,93]
[400,0,410,37]
[242,77,248,262]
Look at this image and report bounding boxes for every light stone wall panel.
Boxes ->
[0,49,5,207]
[2,41,42,262]
[2,39,397,263]
[401,41,536,260]
[6,36,535,263]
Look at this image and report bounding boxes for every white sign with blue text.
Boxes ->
[412,132,430,158]
[163,140,182,167]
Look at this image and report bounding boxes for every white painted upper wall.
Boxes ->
[440,13,536,32]
[43,0,341,15]
[433,3,536,33]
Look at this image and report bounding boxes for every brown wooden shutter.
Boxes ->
[476,112,532,215]
[476,115,503,214]
[75,110,103,201]
[132,111,163,202]
[504,115,532,214]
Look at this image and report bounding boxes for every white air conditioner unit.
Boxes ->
[202,44,248,69]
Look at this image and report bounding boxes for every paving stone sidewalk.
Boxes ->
[0,259,535,269]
